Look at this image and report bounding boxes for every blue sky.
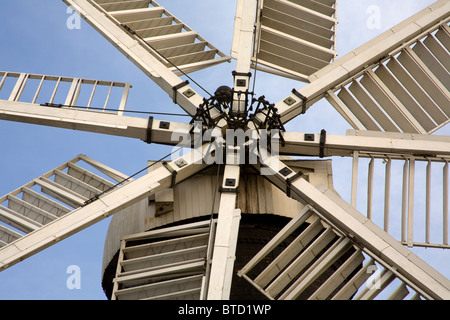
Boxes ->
[0,0,447,300]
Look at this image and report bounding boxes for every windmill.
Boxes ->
[0,0,449,300]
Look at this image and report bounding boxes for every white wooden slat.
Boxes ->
[262,17,334,49]
[115,259,205,285]
[384,157,391,232]
[435,25,450,51]
[361,70,426,133]
[401,159,408,243]
[110,7,165,23]
[325,91,365,130]
[351,151,359,207]
[337,87,382,131]
[331,260,377,300]
[413,40,450,91]
[313,0,335,7]
[387,283,410,300]
[0,224,22,246]
[407,157,415,247]
[143,287,201,300]
[123,233,209,259]
[114,274,203,300]
[54,169,103,199]
[0,205,40,234]
[259,39,330,70]
[397,48,450,117]
[348,80,400,132]
[444,161,449,245]
[257,49,319,76]
[264,0,336,30]
[309,249,365,300]
[7,195,58,226]
[78,154,131,183]
[288,0,336,17]
[22,187,71,217]
[355,269,395,300]
[168,50,218,69]
[145,31,198,50]
[67,162,116,192]
[8,73,27,102]
[281,238,352,300]
[34,177,87,208]
[125,16,173,31]
[367,156,374,220]
[121,245,207,272]
[31,75,45,104]
[386,57,448,126]
[265,227,336,298]
[423,33,450,71]
[374,64,436,133]
[158,42,206,59]
[100,0,151,13]
[426,160,431,244]
[262,6,334,39]
[238,206,313,276]
[260,26,335,62]
[138,24,184,39]
[254,216,324,288]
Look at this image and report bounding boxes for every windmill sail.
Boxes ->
[238,205,427,300]
[235,0,338,81]
[327,20,450,134]
[0,70,192,144]
[0,155,130,251]
[266,0,449,125]
[250,155,450,299]
[111,219,216,300]
[64,0,230,116]
[0,147,209,271]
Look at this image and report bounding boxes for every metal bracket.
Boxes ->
[292,89,307,114]
[144,116,154,144]
[219,186,240,193]
[172,80,190,104]
[162,161,178,188]
[286,171,303,197]
[319,129,327,158]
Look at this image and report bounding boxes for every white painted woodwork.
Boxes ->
[0,99,191,145]
[267,0,450,124]
[207,164,241,300]
[252,0,337,81]
[63,0,229,116]
[112,220,215,300]
[281,129,450,160]
[0,71,130,111]
[0,146,209,271]
[253,155,450,299]
[0,155,129,251]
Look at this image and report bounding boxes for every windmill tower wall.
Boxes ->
[101,159,336,299]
